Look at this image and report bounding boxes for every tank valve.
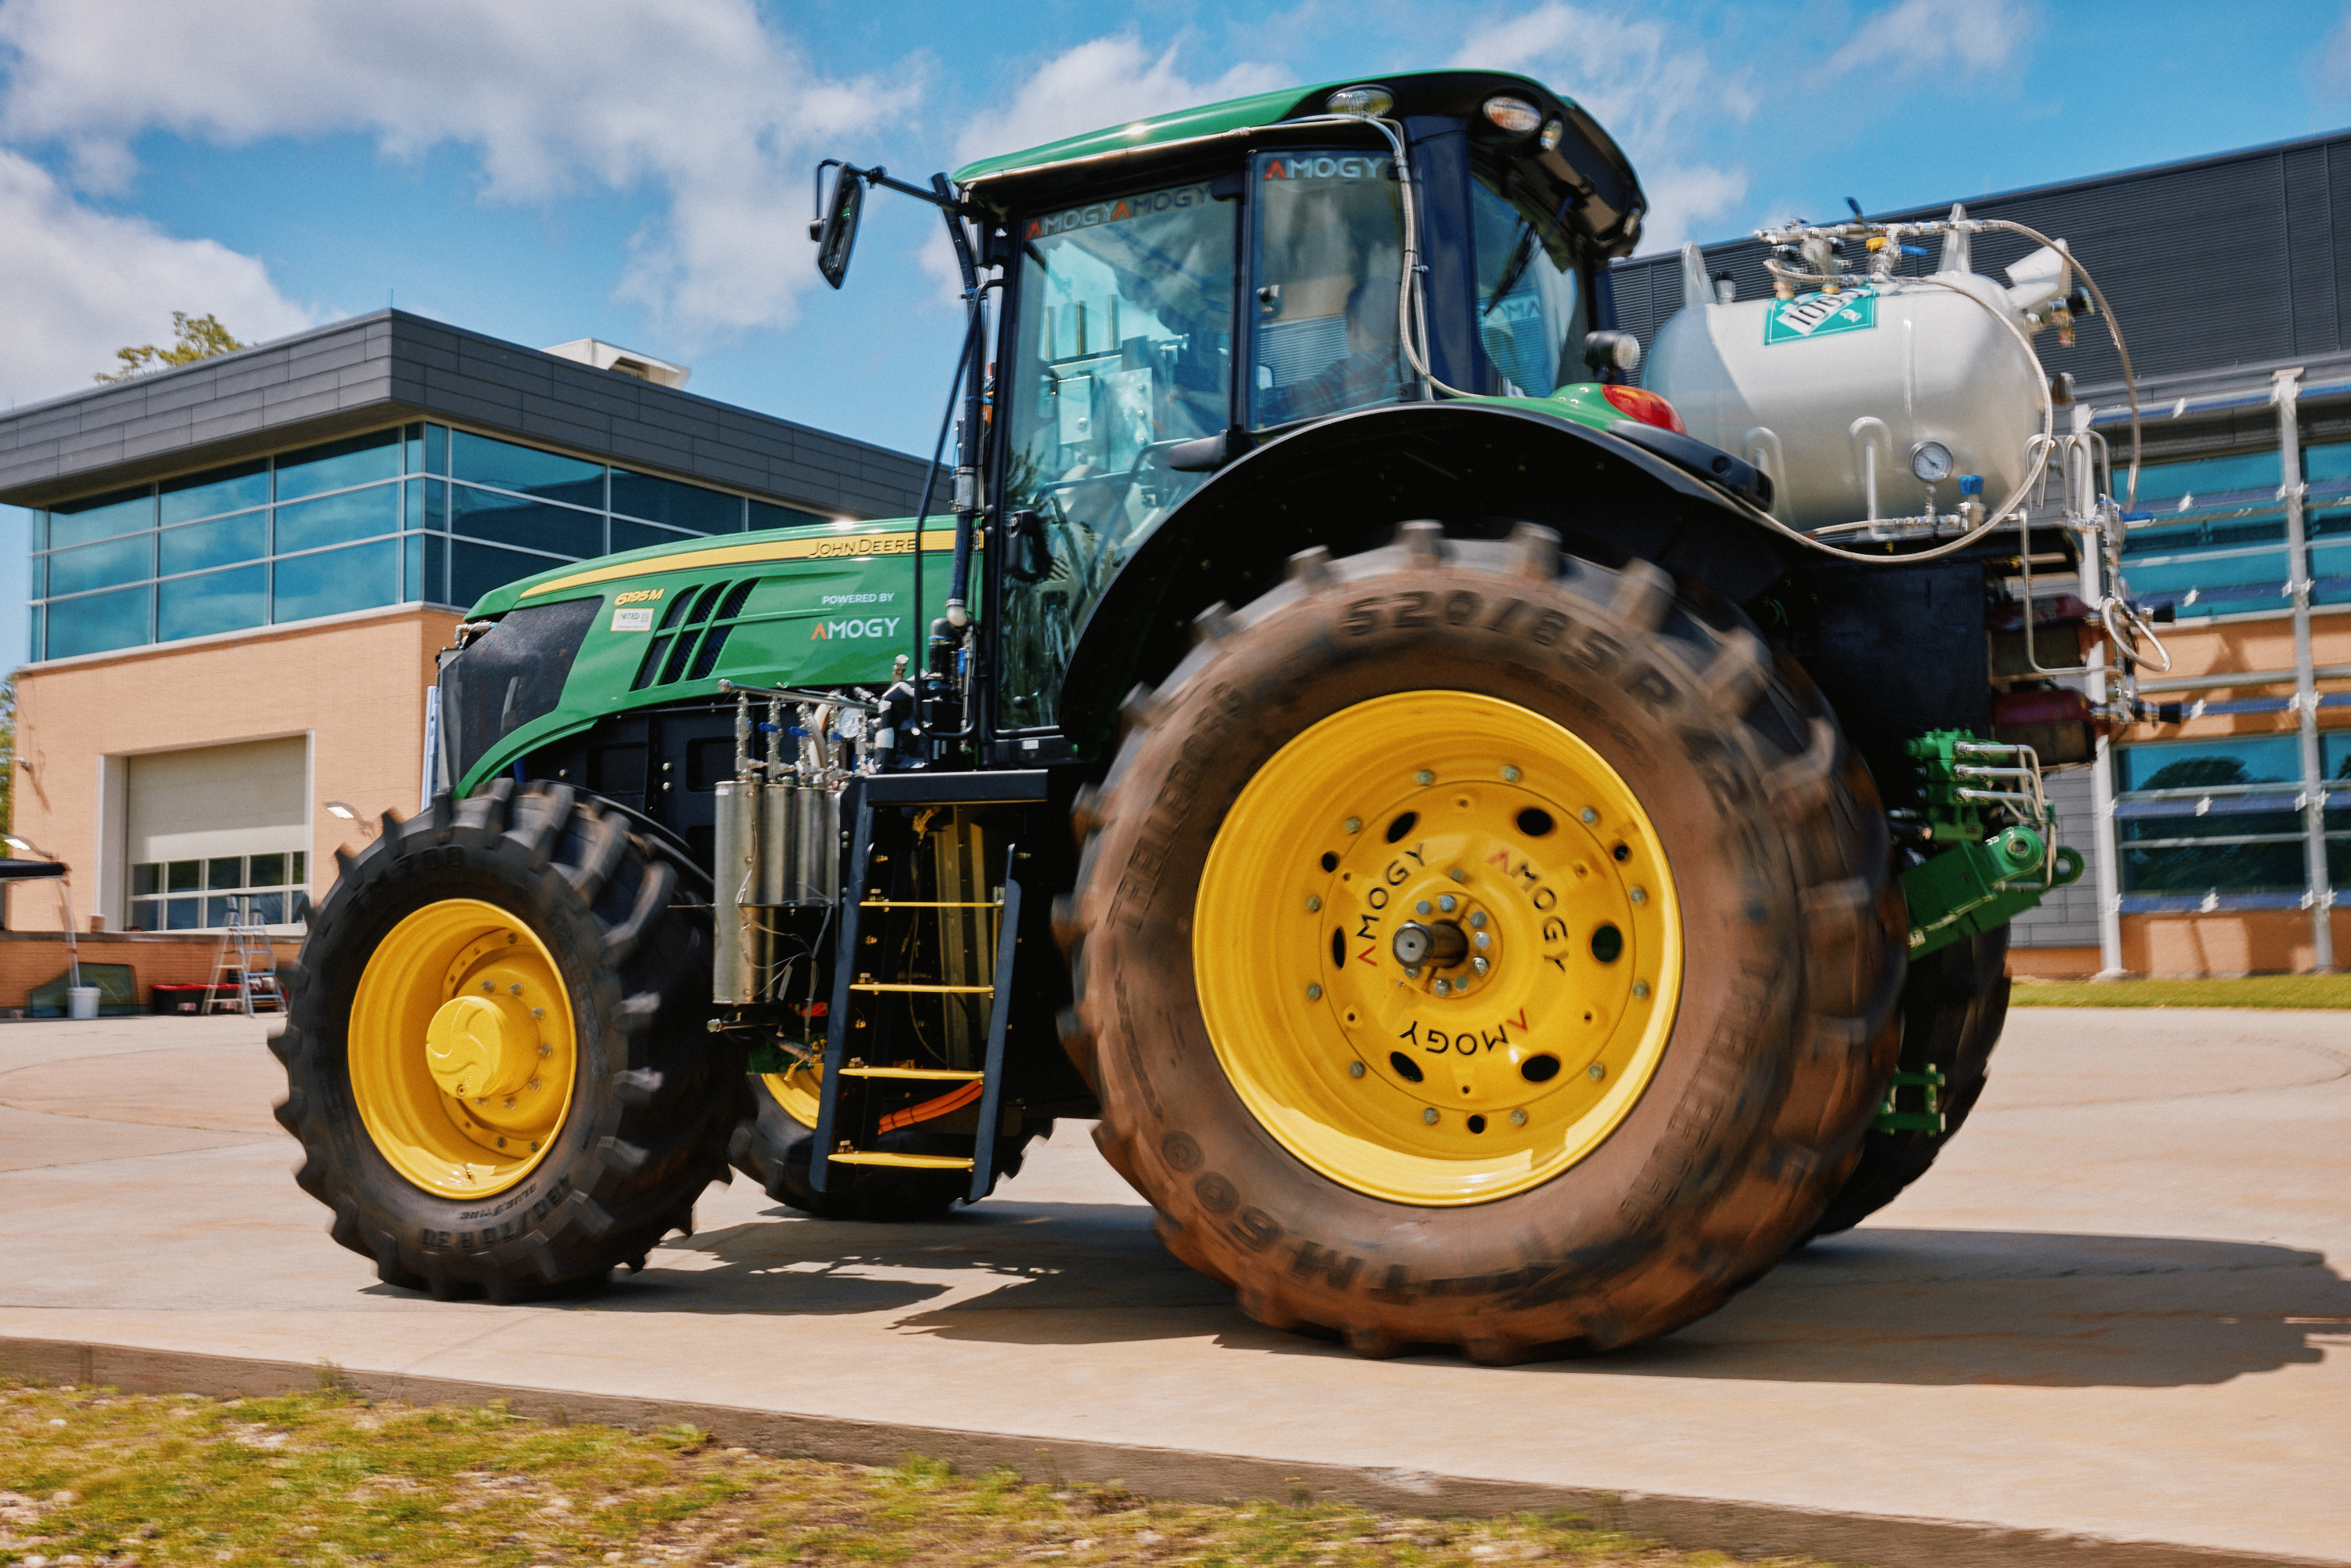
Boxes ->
[1958,473,1985,531]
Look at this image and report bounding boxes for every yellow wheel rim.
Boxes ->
[349,898,580,1199]
[763,1064,823,1128]
[1194,691,1683,1207]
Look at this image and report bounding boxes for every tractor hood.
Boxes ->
[951,68,1649,258]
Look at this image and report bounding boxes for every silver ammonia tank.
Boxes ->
[1643,206,2069,531]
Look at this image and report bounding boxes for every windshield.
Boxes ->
[999,179,1237,730]
[1472,171,1587,397]
[1249,150,1408,429]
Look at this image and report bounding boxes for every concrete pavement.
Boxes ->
[2,1009,2346,1566]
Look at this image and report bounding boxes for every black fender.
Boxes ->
[1055,400,1798,754]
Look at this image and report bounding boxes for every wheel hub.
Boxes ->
[1194,691,1683,1206]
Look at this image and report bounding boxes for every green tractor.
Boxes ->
[275,70,2135,1360]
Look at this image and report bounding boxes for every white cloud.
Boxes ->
[1820,0,2034,82]
[0,0,901,335]
[1451,3,1754,253]
[2314,8,2351,100]
[951,35,1288,170]
[0,149,315,407]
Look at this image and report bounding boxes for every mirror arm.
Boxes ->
[940,172,985,631]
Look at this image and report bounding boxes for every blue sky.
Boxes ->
[5,0,2350,661]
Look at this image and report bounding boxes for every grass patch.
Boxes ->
[0,1380,1855,1567]
[2010,972,2351,1009]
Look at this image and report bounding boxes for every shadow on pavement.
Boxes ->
[575,1208,2351,1386]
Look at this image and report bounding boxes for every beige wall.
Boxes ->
[7,607,460,932]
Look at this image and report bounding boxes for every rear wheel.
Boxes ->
[1809,922,2011,1237]
[273,781,732,1301]
[1063,523,1905,1360]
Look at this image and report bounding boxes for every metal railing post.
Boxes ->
[2275,369,2337,972]
[2078,402,2128,976]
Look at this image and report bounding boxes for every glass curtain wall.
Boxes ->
[2111,733,2350,909]
[31,424,831,662]
[2120,443,2351,618]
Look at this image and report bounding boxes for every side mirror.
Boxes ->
[813,167,865,290]
[1004,509,1053,584]
[1581,329,1642,378]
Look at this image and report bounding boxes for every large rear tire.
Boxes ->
[1063,523,1906,1361]
[1808,922,2011,1237]
[273,780,733,1302]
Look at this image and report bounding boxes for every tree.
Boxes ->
[96,312,249,383]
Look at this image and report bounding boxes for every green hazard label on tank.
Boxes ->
[1764,286,1878,344]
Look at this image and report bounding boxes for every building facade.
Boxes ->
[1608,129,2351,974]
[0,311,930,992]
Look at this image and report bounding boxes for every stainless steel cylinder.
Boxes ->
[793,785,840,905]
[712,779,759,1003]
[759,783,799,912]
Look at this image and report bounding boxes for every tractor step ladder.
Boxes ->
[204,917,283,1016]
[812,772,1045,1203]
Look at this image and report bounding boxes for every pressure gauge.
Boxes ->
[1909,440,1955,483]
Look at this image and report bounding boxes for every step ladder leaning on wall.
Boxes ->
[205,914,284,1016]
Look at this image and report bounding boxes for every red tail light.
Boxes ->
[1603,385,1685,434]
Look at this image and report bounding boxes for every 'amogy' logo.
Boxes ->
[1027,183,1214,239]
[811,617,902,641]
[1263,154,1390,183]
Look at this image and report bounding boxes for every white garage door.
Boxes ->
[125,737,309,931]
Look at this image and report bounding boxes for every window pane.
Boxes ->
[2116,549,2288,617]
[404,422,424,474]
[48,486,154,548]
[610,469,740,532]
[2117,736,2303,793]
[27,606,40,663]
[450,483,600,556]
[406,477,424,531]
[426,534,447,605]
[46,585,151,658]
[276,484,401,555]
[405,531,425,601]
[167,860,201,893]
[749,501,827,531]
[451,540,552,609]
[165,896,201,931]
[249,891,286,925]
[451,430,605,507]
[611,518,689,555]
[159,564,266,642]
[161,459,269,523]
[28,555,42,599]
[292,851,306,885]
[2133,451,2281,508]
[160,512,267,575]
[1472,170,1585,397]
[1251,151,1405,428]
[208,856,245,890]
[205,896,240,928]
[131,864,160,897]
[250,853,287,887]
[49,533,153,597]
[426,424,447,475]
[273,538,398,623]
[276,429,401,501]
[129,896,160,931]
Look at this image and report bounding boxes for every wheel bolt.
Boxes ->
[538,1041,553,1056]
[1422,1107,1440,1124]
[1581,807,1599,824]
[1502,766,1521,782]
[1433,979,1451,996]
[1416,900,1433,915]
[1588,1062,1607,1081]
[481,980,495,993]
[1630,886,1648,905]
[531,1006,545,1020]
[1405,965,1421,979]
[1344,817,1362,834]
[1472,958,1489,975]
[1416,770,1435,786]
[1469,911,1487,929]
[510,983,524,996]
[1306,895,1321,912]
[1475,931,1490,948]
[1449,867,1465,882]
[1349,1060,1366,1078]
[1632,980,1651,998]
[1510,1108,1527,1127]
[527,1078,542,1092]
[502,1096,517,1110]
[1438,894,1456,912]
[1306,983,1324,1001]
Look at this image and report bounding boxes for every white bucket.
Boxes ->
[67,986,100,1020]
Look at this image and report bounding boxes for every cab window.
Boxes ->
[1000,179,1238,730]
[1471,172,1587,397]
[1248,150,1410,429]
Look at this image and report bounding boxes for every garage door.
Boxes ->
[125,737,309,931]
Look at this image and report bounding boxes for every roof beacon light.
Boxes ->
[1538,118,1565,151]
[1326,85,1394,118]
[1483,95,1543,135]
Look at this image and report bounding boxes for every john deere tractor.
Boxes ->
[276,70,2146,1360]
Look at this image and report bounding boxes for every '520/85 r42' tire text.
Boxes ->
[273,780,734,1302]
[1063,522,1907,1361]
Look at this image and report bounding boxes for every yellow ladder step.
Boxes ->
[850,982,994,994]
[828,1150,975,1170]
[838,1066,984,1081]
[858,900,1003,909]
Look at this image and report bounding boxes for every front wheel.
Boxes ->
[1063,523,1905,1360]
[273,781,734,1301]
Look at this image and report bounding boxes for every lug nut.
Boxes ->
[1472,958,1489,975]
[1415,770,1435,785]
[481,980,495,993]
[1434,979,1451,995]
[1510,1108,1527,1127]
[1349,1060,1366,1078]
[1344,817,1362,834]
[1306,983,1324,1001]
[1502,766,1521,782]
[1449,867,1466,882]
[1581,807,1599,824]
[1475,931,1491,948]
[510,983,524,996]
[1630,886,1648,905]
[502,1096,516,1110]
[1439,894,1456,912]
[538,1041,553,1056]
[1306,895,1321,911]
[1416,900,1433,915]
[1404,965,1422,979]
[1632,980,1651,998]
[1588,1062,1607,1081]
[531,1006,545,1019]
[1422,1107,1440,1124]
[1469,911,1487,929]
[527,1078,542,1092]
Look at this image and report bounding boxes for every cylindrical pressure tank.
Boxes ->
[1645,218,2066,532]
[712,779,759,1004]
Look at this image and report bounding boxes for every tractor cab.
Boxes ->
[951,71,1648,729]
